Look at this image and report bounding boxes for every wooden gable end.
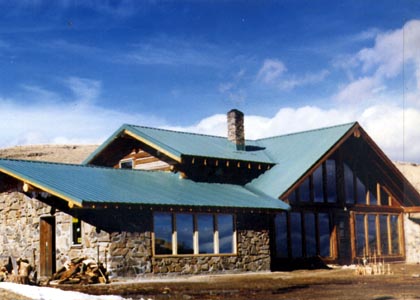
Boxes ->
[87,133,178,171]
[282,124,420,210]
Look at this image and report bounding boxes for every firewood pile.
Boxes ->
[0,257,37,284]
[49,257,109,285]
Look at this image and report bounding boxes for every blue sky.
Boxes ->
[1,1,420,162]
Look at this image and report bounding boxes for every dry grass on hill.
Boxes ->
[0,145,98,164]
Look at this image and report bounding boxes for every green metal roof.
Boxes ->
[0,159,289,210]
[246,122,357,198]
[83,124,273,165]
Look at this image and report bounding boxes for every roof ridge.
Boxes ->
[126,124,231,140]
[256,122,357,142]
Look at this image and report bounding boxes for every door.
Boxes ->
[39,216,56,277]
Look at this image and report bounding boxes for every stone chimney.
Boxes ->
[227,109,245,150]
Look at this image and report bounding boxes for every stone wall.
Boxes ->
[0,191,113,275]
[0,191,273,277]
[404,214,420,263]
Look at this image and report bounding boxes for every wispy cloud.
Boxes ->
[256,59,287,84]
[122,37,224,67]
[0,77,165,147]
[256,59,329,90]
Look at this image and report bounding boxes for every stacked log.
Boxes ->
[50,257,109,285]
[0,257,36,284]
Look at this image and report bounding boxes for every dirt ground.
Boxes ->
[2,264,420,299]
[39,263,420,300]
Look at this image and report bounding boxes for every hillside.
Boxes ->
[0,144,420,193]
[0,145,98,164]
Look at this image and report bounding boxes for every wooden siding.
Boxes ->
[116,148,173,171]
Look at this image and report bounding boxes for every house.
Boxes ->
[1,109,420,278]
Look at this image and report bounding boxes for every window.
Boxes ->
[289,159,338,204]
[313,166,324,203]
[299,178,311,202]
[153,213,236,256]
[355,214,366,256]
[119,159,133,169]
[354,213,401,257]
[197,214,214,254]
[326,160,337,203]
[72,217,82,245]
[304,213,317,257]
[274,213,288,257]
[176,214,194,254]
[318,213,331,257]
[154,213,173,255]
[218,215,234,254]
[275,212,333,259]
[344,164,355,204]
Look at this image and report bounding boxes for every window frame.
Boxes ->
[153,212,237,257]
[353,212,403,258]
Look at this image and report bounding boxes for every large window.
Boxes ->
[344,163,391,206]
[289,159,338,204]
[275,212,332,258]
[354,213,401,257]
[153,213,236,256]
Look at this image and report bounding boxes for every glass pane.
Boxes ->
[379,215,389,255]
[326,160,337,203]
[355,214,366,256]
[198,214,214,254]
[356,176,367,204]
[390,215,400,254]
[154,213,173,255]
[288,189,298,204]
[299,178,311,202]
[304,213,317,257]
[367,215,377,256]
[380,187,390,206]
[318,213,331,257]
[313,166,324,203]
[176,214,194,254]
[274,213,288,258]
[218,215,234,254]
[290,212,302,257]
[369,190,378,205]
[344,164,355,204]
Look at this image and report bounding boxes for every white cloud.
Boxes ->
[335,20,420,104]
[335,77,380,103]
[166,104,420,163]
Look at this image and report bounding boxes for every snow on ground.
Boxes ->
[0,282,129,300]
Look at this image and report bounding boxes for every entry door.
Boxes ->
[39,216,56,277]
